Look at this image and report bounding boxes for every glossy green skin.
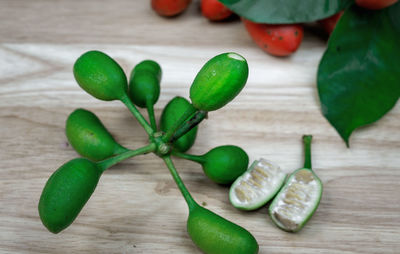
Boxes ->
[190,52,248,111]
[187,205,259,254]
[202,145,249,184]
[38,158,102,233]
[66,108,128,161]
[129,60,162,108]
[73,51,128,101]
[160,96,198,152]
[201,145,249,184]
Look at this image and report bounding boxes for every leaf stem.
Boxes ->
[120,94,154,136]
[162,106,198,142]
[172,151,205,164]
[146,99,157,131]
[97,143,156,172]
[303,135,313,169]
[162,156,197,211]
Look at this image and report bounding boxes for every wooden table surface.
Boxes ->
[1,1,399,253]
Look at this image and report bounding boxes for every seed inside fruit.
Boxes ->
[229,158,286,210]
[269,169,321,231]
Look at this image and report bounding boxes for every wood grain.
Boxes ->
[0,1,399,253]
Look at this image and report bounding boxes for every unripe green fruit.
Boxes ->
[202,145,249,184]
[160,96,198,152]
[66,108,128,161]
[38,158,102,234]
[187,205,259,254]
[268,135,323,233]
[73,50,128,101]
[129,60,162,108]
[190,52,248,111]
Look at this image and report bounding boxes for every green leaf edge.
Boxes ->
[317,3,400,147]
[219,0,353,24]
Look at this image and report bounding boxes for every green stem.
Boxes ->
[120,94,154,136]
[172,151,205,164]
[303,135,313,170]
[163,156,197,211]
[171,110,207,143]
[146,99,157,131]
[162,106,198,142]
[113,144,130,155]
[97,143,156,172]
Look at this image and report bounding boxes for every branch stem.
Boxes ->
[163,156,197,211]
[97,143,156,171]
[120,94,154,136]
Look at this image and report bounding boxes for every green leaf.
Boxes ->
[389,2,400,33]
[219,0,353,24]
[317,3,400,146]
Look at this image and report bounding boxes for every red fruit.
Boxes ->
[318,12,343,35]
[355,0,398,9]
[201,0,233,21]
[151,0,191,17]
[242,19,304,57]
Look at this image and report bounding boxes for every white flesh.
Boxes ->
[229,159,286,210]
[269,169,322,231]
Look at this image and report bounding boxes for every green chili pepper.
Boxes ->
[128,60,162,130]
[66,108,129,161]
[190,52,248,111]
[269,135,323,232]
[160,96,198,152]
[173,145,249,184]
[163,156,259,254]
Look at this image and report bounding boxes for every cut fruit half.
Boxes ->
[229,158,286,210]
[268,168,323,232]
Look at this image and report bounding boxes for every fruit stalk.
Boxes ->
[303,135,312,169]
[162,106,198,142]
[172,151,205,163]
[120,94,155,136]
[146,99,158,131]
[97,143,157,171]
[163,156,197,211]
[171,110,207,143]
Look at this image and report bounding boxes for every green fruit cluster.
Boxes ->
[38,51,258,253]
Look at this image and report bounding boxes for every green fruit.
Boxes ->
[73,50,128,101]
[268,135,323,232]
[163,156,259,254]
[269,168,322,232]
[66,108,128,161]
[160,96,198,152]
[190,52,248,111]
[174,145,249,184]
[38,158,102,233]
[187,205,259,254]
[128,60,162,108]
[202,145,249,184]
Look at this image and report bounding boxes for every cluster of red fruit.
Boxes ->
[151,0,233,21]
[151,0,398,57]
